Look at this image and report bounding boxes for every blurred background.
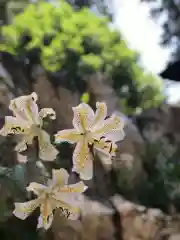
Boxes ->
[1,0,180,239]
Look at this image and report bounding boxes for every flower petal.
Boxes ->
[15,134,34,152]
[93,114,124,138]
[26,182,47,196]
[38,200,54,230]
[38,130,58,161]
[94,138,117,157]
[37,212,53,230]
[93,140,116,169]
[66,208,80,220]
[59,181,88,193]
[95,147,113,168]
[93,102,107,127]
[24,93,40,125]
[17,153,28,163]
[13,199,41,220]
[73,160,93,180]
[54,182,86,209]
[106,129,125,143]
[0,116,30,136]
[72,103,94,132]
[51,168,69,187]
[54,191,83,209]
[51,198,80,220]
[15,140,28,152]
[9,99,29,121]
[54,129,81,144]
[39,108,56,120]
[9,92,39,125]
[72,139,93,180]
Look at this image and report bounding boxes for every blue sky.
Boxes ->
[113,0,180,104]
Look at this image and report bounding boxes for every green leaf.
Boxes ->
[80,92,89,103]
[81,54,103,70]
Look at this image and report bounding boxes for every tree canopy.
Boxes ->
[0,0,163,112]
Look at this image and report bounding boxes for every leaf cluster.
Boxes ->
[0,0,163,109]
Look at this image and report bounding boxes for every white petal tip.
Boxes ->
[13,209,26,220]
[53,136,59,143]
[31,92,38,101]
[39,149,58,161]
[80,174,93,181]
[72,168,93,181]
[83,185,88,192]
[68,214,79,221]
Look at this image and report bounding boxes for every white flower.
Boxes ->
[0,92,58,161]
[54,102,124,180]
[13,168,87,230]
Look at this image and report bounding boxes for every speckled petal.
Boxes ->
[106,129,125,143]
[51,198,80,220]
[13,199,41,220]
[72,103,94,132]
[59,181,88,193]
[37,200,53,230]
[15,133,34,152]
[93,115,124,138]
[26,182,47,196]
[72,139,93,180]
[52,168,69,187]
[38,130,58,161]
[39,108,56,120]
[93,102,107,128]
[54,129,81,144]
[0,116,29,136]
[9,92,39,125]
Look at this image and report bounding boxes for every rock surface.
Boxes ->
[52,195,180,240]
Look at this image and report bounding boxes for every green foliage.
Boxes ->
[139,138,180,212]
[114,137,180,212]
[80,92,89,103]
[0,0,163,109]
[0,165,26,223]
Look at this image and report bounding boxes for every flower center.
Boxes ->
[84,131,94,145]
